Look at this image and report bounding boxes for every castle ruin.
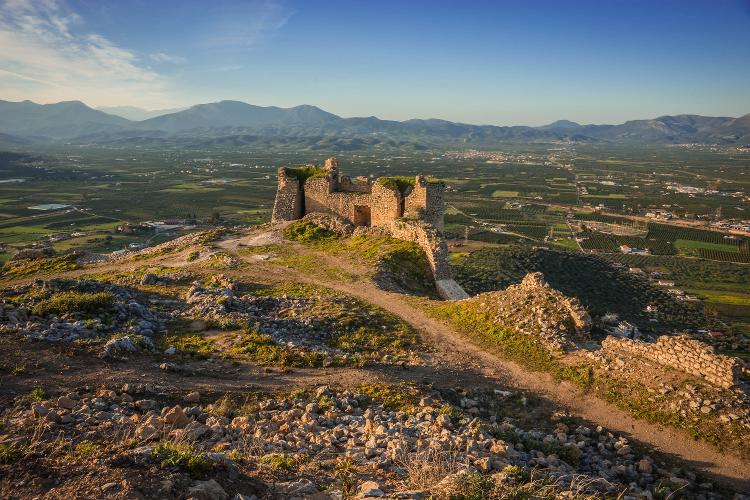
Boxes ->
[272,158,468,300]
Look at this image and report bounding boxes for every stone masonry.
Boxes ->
[271,158,466,300]
[601,334,743,389]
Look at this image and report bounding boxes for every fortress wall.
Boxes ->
[338,175,372,193]
[423,182,445,230]
[601,335,742,389]
[370,183,403,227]
[271,169,302,222]
[385,219,452,281]
[404,179,426,220]
[304,177,371,224]
[404,176,445,230]
[271,159,465,299]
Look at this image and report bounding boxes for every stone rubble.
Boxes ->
[185,282,367,358]
[0,278,171,352]
[465,272,591,351]
[1,385,730,499]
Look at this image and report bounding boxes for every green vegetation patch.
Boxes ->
[152,442,213,477]
[0,443,23,464]
[283,220,339,243]
[377,176,416,195]
[285,166,326,182]
[430,300,573,377]
[162,323,218,359]
[357,383,418,412]
[1,253,79,279]
[231,330,350,368]
[32,291,114,317]
[344,235,435,295]
[258,453,297,472]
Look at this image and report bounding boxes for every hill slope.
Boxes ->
[0,100,131,139]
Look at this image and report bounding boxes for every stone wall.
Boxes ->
[271,168,302,222]
[338,175,371,193]
[383,219,467,300]
[370,183,402,228]
[384,219,452,280]
[601,335,742,389]
[304,177,371,224]
[404,175,444,230]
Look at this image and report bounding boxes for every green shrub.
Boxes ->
[0,443,22,464]
[152,442,212,477]
[377,176,416,195]
[258,453,296,472]
[358,383,417,412]
[440,471,494,500]
[161,321,217,358]
[73,441,100,458]
[232,330,330,368]
[438,404,463,420]
[32,291,114,317]
[285,166,326,182]
[283,220,338,243]
[21,387,45,403]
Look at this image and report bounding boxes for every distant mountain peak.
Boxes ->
[538,119,582,130]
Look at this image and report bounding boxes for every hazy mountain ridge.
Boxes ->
[1,99,748,148]
[97,105,188,121]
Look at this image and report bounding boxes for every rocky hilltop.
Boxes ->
[463,272,592,351]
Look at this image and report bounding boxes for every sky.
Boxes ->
[0,0,749,126]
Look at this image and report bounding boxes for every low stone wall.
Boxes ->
[601,335,742,389]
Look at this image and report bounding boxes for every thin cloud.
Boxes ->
[197,0,294,49]
[150,52,187,64]
[0,0,172,107]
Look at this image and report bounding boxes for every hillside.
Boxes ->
[0,221,749,498]
[1,99,749,148]
[0,100,131,139]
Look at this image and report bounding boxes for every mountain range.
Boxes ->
[1,99,748,150]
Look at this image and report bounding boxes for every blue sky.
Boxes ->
[0,0,748,125]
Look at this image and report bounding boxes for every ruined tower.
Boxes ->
[271,158,467,300]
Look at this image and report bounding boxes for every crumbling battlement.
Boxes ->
[271,157,444,230]
[384,219,451,280]
[601,335,743,389]
[271,158,465,299]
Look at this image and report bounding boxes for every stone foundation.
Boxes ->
[601,335,742,389]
